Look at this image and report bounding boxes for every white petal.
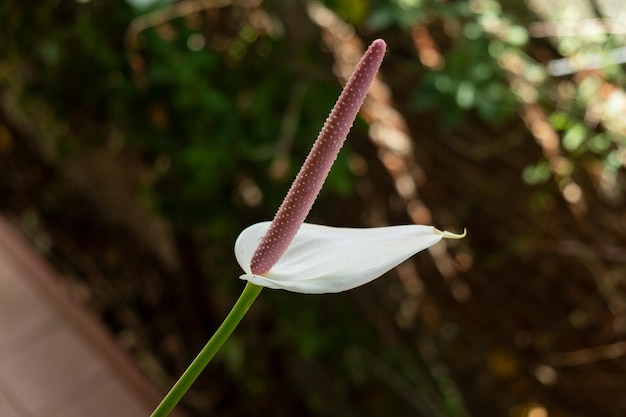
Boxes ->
[235,222,447,294]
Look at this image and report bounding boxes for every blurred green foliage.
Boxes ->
[4,0,623,232]
[3,0,355,237]
[410,1,524,126]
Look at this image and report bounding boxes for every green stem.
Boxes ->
[150,282,263,417]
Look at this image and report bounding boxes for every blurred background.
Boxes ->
[1,0,626,416]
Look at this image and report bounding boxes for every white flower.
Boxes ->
[234,39,466,294]
[235,222,465,294]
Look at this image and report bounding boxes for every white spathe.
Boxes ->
[235,221,464,294]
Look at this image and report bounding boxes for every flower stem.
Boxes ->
[150,282,263,417]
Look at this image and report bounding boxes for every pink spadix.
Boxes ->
[250,39,387,275]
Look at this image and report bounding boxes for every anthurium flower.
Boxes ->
[154,38,466,417]
[235,39,465,294]
[236,222,465,294]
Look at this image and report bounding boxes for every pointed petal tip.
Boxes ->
[435,228,467,240]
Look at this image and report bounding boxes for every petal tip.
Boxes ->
[435,227,467,239]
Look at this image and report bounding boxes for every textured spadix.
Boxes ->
[249,39,387,275]
[236,222,465,294]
